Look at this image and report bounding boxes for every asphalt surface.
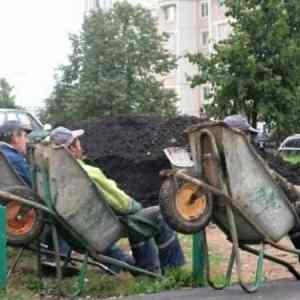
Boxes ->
[122,279,300,300]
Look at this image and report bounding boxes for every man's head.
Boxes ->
[50,126,85,159]
[223,114,259,135]
[0,121,32,154]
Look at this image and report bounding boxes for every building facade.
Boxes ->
[158,0,231,116]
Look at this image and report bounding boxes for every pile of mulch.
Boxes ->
[67,114,300,206]
[68,115,202,207]
[259,150,300,185]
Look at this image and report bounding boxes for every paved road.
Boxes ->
[123,279,300,300]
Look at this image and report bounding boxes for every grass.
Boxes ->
[3,234,225,299]
[281,153,300,165]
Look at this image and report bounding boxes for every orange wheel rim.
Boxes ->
[7,201,36,236]
[176,183,207,221]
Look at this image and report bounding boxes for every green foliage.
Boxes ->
[0,78,17,108]
[281,153,300,165]
[188,0,300,134]
[0,292,25,300]
[42,1,177,124]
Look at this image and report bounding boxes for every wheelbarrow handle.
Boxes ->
[0,190,54,216]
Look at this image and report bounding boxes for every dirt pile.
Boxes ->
[68,115,201,207]
[259,150,300,185]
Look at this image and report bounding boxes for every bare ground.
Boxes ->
[205,224,300,282]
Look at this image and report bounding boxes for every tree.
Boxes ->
[43,2,177,124]
[0,78,17,108]
[188,0,300,134]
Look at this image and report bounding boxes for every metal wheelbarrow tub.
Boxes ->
[34,144,124,254]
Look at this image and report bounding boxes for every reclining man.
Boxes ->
[50,126,185,273]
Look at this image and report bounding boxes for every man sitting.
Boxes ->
[0,121,32,187]
[50,126,185,273]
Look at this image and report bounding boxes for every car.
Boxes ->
[278,134,300,152]
[278,134,300,164]
[0,109,44,131]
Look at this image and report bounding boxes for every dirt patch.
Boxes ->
[68,115,202,207]
[206,224,300,282]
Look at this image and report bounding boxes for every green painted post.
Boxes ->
[192,231,206,287]
[0,206,6,289]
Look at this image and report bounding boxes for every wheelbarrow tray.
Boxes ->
[0,149,25,189]
[34,144,124,254]
[187,122,297,243]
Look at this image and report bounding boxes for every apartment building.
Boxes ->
[85,0,156,12]
[158,0,231,116]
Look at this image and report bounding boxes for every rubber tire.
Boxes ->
[159,177,213,234]
[1,186,45,246]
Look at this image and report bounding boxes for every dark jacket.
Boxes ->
[0,143,32,187]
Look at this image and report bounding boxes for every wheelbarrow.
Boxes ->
[0,140,160,297]
[159,121,300,293]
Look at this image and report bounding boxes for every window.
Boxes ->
[18,113,41,130]
[167,32,176,51]
[29,116,42,130]
[18,113,32,127]
[200,1,208,18]
[285,139,300,149]
[202,31,209,47]
[6,112,18,122]
[0,113,5,125]
[164,5,176,22]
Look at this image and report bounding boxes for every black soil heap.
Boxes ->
[69,116,201,207]
[259,151,300,185]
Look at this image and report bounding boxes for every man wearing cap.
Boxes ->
[50,126,185,273]
[223,114,259,136]
[0,121,73,265]
[0,121,32,187]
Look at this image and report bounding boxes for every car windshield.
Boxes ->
[280,137,300,151]
[17,112,42,130]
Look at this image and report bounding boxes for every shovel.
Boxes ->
[163,147,194,168]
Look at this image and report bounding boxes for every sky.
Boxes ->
[0,0,157,110]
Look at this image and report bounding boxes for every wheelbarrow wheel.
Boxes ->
[159,177,213,234]
[1,186,45,246]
